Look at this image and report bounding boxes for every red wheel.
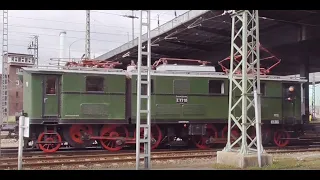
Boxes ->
[248,127,271,145]
[192,124,218,149]
[69,124,93,144]
[37,130,62,153]
[134,125,163,150]
[248,127,256,139]
[221,125,240,139]
[99,125,129,151]
[273,129,290,147]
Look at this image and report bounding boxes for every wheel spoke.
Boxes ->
[69,124,93,144]
[273,129,290,147]
[99,125,129,151]
[135,125,162,150]
[221,125,240,140]
[38,130,62,153]
[192,124,218,149]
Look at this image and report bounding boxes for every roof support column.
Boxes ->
[300,58,309,123]
[299,25,310,124]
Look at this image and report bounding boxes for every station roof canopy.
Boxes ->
[95,10,320,78]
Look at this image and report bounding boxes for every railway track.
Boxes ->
[1,144,318,157]
[0,144,316,155]
[0,149,215,169]
[0,146,300,158]
[0,147,118,158]
[0,146,212,158]
[1,146,320,170]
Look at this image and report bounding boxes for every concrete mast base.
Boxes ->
[216,151,273,168]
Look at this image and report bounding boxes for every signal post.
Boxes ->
[17,111,30,170]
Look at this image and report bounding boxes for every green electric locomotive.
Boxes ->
[19,57,307,153]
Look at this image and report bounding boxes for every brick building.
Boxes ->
[1,53,34,119]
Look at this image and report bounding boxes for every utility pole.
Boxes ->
[132,10,134,44]
[85,10,90,59]
[122,11,138,44]
[27,35,39,66]
[312,73,316,119]
[1,10,9,157]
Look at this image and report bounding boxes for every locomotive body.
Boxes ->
[130,72,303,125]
[23,69,127,123]
[20,63,307,153]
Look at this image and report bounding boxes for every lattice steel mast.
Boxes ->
[224,10,263,154]
[135,10,152,170]
[1,10,9,126]
[0,10,9,157]
[85,10,90,59]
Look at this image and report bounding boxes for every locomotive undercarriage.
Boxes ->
[19,121,320,153]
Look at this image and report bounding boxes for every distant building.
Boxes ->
[0,52,34,120]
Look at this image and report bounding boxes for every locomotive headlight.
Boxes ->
[287,86,295,101]
[288,86,295,92]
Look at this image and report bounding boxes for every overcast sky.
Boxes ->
[0,10,188,69]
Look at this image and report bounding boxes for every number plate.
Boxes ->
[271,120,280,124]
[176,96,188,103]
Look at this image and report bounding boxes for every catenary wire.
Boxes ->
[0,30,127,44]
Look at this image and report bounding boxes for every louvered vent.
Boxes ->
[174,80,190,94]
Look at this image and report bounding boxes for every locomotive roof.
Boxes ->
[21,66,308,83]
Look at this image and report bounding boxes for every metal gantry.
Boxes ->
[85,10,90,59]
[28,35,39,66]
[135,10,152,170]
[224,10,263,155]
[34,36,38,66]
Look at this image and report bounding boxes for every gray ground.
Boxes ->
[100,151,320,170]
[0,131,18,148]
